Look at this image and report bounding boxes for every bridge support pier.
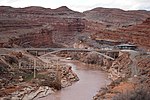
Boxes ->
[34,59,36,78]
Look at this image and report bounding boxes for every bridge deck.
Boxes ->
[3,48,120,60]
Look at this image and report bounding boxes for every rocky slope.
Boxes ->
[92,17,150,50]
[0,6,84,47]
[0,6,150,49]
[84,8,150,28]
[93,51,150,100]
[0,49,79,99]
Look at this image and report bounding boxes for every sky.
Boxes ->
[0,0,150,12]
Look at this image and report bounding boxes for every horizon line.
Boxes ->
[0,5,149,12]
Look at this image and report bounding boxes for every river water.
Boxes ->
[39,60,111,100]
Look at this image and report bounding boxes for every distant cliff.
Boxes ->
[0,6,150,49]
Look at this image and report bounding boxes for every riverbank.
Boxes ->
[39,60,111,100]
[0,49,149,100]
[0,50,79,100]
[54,49,150,99]
[93,50,150,100]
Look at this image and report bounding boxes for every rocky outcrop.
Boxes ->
[136,54,150,86]
[61,66,79,88]
[94,51,150,100]
[1,86,54,100]
[12,29,54,47]
[108,52,132,80]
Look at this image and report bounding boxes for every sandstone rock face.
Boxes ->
[0,6,85,47]
[94,52,150,100]
[0,6,150,49]
[109,52,132,80]
[92,17,150,50]
[1,86,54,100]
[61,66,79,88]
[12,29,54,47]
[136,54,150,86]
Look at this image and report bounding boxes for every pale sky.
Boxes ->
[0,0,150,12]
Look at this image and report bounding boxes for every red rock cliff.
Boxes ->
[0,6,150,49]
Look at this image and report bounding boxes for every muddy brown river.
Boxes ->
[39,60,111,100]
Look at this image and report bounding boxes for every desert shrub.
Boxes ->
[0,62,8,72]
[113,86,150,100]
[4,55,18,65]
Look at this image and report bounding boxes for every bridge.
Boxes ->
[4,48,120,60]
[0,47,121,85]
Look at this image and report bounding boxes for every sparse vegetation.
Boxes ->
[3,55,18,65]
[113,86,150,100]
[24,73,34,82]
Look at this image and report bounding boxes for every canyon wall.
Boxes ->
[92,17,150,49]
[0,6,150,49]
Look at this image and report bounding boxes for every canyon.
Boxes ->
[0,6,150,100]
[0,6,150,50]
